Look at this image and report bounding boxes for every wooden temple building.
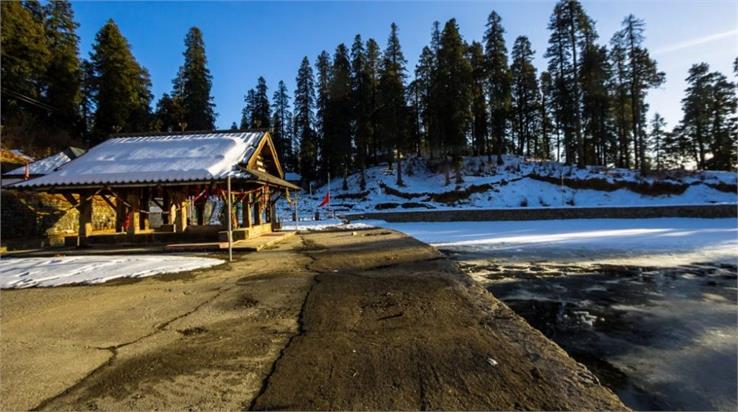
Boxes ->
[11,130,299,246]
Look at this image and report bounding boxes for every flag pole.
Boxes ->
[328,172,332,219]
[227,175,233,262]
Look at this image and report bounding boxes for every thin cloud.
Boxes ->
[654,28,738,55]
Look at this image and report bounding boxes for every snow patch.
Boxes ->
[0,255,224,288]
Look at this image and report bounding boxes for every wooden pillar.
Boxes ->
[243,193,253,228]
[126,190,140,235]
[140,187,150,231]
[173,192,188,233]
[162,191,171,224]
[115,189,126,233]
[256,196,263,225]
[78,191,93,238]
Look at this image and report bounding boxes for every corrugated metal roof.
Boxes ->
[4,147,86,177]
[12,132,265,188]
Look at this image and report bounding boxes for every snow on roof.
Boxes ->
[10,149,34,162]
[12,132,265,188]
[4,147,85,177]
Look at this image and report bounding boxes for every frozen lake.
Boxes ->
[376,218,738,411]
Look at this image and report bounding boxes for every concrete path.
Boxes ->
[1,229,627,410]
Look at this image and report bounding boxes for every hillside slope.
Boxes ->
[280,156,736,216]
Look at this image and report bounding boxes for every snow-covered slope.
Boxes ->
[279,156,736,216]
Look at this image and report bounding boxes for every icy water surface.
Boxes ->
[446,250,737,411]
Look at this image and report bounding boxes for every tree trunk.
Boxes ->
[396,149,403,186]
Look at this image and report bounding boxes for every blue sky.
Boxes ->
[72,0,738,130]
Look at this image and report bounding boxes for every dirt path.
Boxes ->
[1,229,626,410]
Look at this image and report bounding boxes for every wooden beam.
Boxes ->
[78,190,93,238]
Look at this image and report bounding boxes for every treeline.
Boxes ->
[2,0,736,178]
[1,0,215,152]
[252,1,738,187]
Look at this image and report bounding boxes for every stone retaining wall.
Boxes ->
[1,190,116,240]
[345,204,737,222]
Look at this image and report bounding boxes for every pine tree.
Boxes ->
[580,43,611,165]
[511,36,540,157]
[315,51,332,178]
[328,44,353,189]
[173,27,215,131]
[415,45,435,157]
[153,93,182,132]
[88,19,152,142]
[378,23,408,185]
[648,113,667,170]
[612,15,665,172]
[272,80,293,168]
[679,63,711,169]
[365,38,381,164]
[294,57,316,184]
[252,76,271,128]
[706,71,737,170]
[539,71,555,159]
[675,64,737,171]
[351,34,372,188]
[484,11,512,165]
[43,0,82,139]
[1,1,50,145]
[608,38,632,167]
[545,0,595,166]
[230,121,238,131]
[436,19,472,180]
[468,41,488,157]
[240,88,256,129]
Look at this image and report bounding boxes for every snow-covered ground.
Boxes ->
[370,218,738,266]
[279,218,373,232]
[277,156,736,218]
[0,255,224,289]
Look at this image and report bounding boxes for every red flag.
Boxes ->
[319,192,330,207]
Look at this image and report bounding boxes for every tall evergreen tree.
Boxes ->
[272,80,292,167]
[240,88,256,129]
[365,38,381,164]
[252,76,271,128]
[351,34,372,188]
[315,51,332,178]
[415,45,435,157]
[326,44,353,189]
[609,36,632,167]
[294,57,317,184]
[648,113,667,170]
[43,0,82,138]
[1,1,50,147]
[539,71,555,159]
[468,41,488,157]
[510,36,540,157]
[580,43,611,165]
[377,23,408,185]
[153,93,182,132]
[436,18,472,180]
[484,11,512,165]
[611,15,665,172]
[675,63,738,171]
[545,0,595,166]
[173,27,215,131]
[705,70,737,170]
[88,19,152,142]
